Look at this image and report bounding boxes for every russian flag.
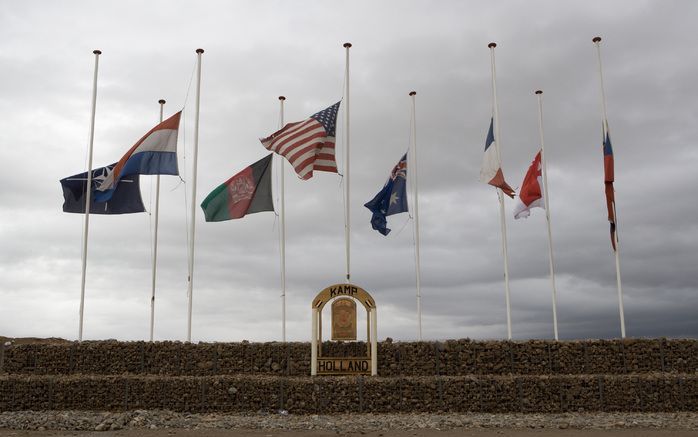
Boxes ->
[94,111,181,202]
[513,150,544,219]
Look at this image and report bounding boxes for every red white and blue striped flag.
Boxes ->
[94,111,181,202]
[260,102,340,180]
[480,117,515,198]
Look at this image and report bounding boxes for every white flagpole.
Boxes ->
[593,36,625,338]
[535,90,559,341]
[343,42,352,283]
[187,48,204,343]
[409,91,423,341]
[278,95,287,342]
[149,98,166,342]
[78,49,101,342]
[488,42,513,340]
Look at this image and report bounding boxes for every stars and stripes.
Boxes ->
[260,101,340,180]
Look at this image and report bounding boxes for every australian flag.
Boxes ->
[60,163,145,214]
[364,153,409,236]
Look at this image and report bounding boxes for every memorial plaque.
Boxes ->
[331,297,356,340]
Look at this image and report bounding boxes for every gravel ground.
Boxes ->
[1,411,698,432]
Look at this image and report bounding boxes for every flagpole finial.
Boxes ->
[409,91,416,96]
[93,50,102,55]
[158,99,166,104]
[196,48,204,54]
[592,36,602,43]
[535,90,543,95]
[278,96,286,101]
[488,42,497,48]
[343,42,352,48]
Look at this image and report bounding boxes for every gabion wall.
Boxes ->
[2,339,696,377]
[0,374,696,413]
[1,339,696,413]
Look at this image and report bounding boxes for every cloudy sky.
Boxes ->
[1,0,696,343]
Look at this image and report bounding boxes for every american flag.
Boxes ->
[260,101,340,180]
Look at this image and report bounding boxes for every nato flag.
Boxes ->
[364,153,408,236]
[60,163,146,214]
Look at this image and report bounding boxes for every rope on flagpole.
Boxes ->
[593,36,625,339]
[186,48,204,343]
[149,99,166,343]
[535,90,560,341]
[343,42,352,283]
[488,42,513,341]
[278,95,287,343]
[409,91,423,341]
[78,49,102,342]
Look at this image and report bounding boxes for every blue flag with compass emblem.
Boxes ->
[60,163,145,214]
[364,153,408,236]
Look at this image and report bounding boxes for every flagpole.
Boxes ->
[78,49,101,342]
[187,48,204,343]
[409,91,423,341]
[278,95,287,342]
[593,36,625,338]
[488,42,513,340]
[343,42,352,283]
[535,90,559,341]
[149,98,166,342]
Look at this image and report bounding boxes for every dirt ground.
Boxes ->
[2,429,698,437]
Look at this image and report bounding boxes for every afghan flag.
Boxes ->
[200,154,274,221]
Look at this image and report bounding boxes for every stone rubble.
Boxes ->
[1,410,698,432]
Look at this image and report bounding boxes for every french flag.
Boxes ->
[95,111,181,202]
[513,150,544,219]
[479,117,515,198]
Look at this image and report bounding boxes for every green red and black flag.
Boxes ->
[200,154,274,222]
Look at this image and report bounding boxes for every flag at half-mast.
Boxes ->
[364,152,408,236]
[60,163,145,215]
[480,117,515,198]
[94,111,181,202]
[603,120,617,250]
[260,101,339,180]
[200,154,274,222]
[513,150,543,219]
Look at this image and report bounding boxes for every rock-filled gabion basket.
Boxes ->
[0,339,696,413]
[2,339,696,377]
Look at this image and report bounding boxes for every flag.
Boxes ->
[260,102,340,180]
[200,154,274,222]
[480,117,515,198]
[60,163,145,214]
[364,153,408,236]
[513,150,544,219]
[603,121,617,250]
[94,111,181,202]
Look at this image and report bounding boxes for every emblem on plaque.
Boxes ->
[331,297,357,340]
[310,283,378,376]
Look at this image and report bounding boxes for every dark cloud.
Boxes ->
[1,1,696,343]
